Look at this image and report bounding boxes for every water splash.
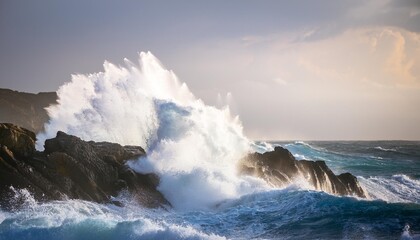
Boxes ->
[0,196,226,240]
[37,52,268,210]
[37,52,194,149]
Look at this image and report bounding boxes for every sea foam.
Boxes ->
[358,174,420,204]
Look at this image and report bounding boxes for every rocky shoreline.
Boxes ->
[0,123,169,209]
[239,146,366,198]
[0,123,366,210]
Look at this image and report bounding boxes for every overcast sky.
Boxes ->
[1,0,420,140]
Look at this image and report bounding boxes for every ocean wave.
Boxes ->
[293,141,329,151]
[0,211,5,225]
[212,188,420,239]
[359,174,420,204]
[36,52,271,211]
[287,141,341,157]
[11,51,417,239]
[292,153,308,160]
[374,146,399,153]
[0,195,225,240]
[251,141,274,153]
[1,186,419,239]
[292,141,318,149]
[288,142,402,163]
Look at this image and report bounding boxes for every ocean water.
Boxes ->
[1,53,419,239]
[1,141,419,240]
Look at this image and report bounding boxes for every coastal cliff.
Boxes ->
[0,88,57,133]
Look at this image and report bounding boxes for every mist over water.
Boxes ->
[37,52,268,210]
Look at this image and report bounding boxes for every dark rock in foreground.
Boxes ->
[0,123,169,210]
[239,146,366,198]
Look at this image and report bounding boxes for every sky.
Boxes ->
[1,0,420,140]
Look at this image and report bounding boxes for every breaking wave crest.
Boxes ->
[359,174,420,204]
[2,185,418,240]
[374,146,398,152]
[37,52,268,210]
[37,52,195,149]
[0,190,225,240]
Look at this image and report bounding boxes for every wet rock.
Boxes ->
[240,146,366,198]
[0,123,36,157]
[0,123,170,209]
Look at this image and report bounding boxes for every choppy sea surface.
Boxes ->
[1,141,419,240]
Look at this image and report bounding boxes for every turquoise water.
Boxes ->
[1,141,420,239]
[283,141,420,178]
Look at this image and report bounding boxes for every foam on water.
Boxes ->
[293,141,325,151]
[0,211,5,225]
[2,185,419,240]
[359,174,420,204]
[0,191,225,240]
[37,52,268,210]
[251,141,274,153]
[374,146,398,152]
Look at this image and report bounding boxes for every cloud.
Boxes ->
[364,28,420,86]
[168,26,420,140]
[294,27,420,87]
[384,30,416,83]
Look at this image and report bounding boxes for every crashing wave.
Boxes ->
[36,52,268,210]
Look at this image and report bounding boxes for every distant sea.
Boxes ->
[1,141,419,239]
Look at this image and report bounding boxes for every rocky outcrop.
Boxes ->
[0,123,169,210]
[239,146,366,198]
[0,88,57,133]
[0,122,366,210]
[0,123,36,157]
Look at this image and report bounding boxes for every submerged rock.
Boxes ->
[240,146,366,198]
[0,123,169,210]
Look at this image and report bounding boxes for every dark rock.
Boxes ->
[0,123,170,209]
[0,123,36,157]
[88,141,145,164]
[240,146,366,198]
[0,122,367,210]
[0,145,64,210]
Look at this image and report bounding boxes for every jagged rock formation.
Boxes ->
[0,122,367,211]
[0,123,169,210]
[240,146,366,198]
[0,88,57,133]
